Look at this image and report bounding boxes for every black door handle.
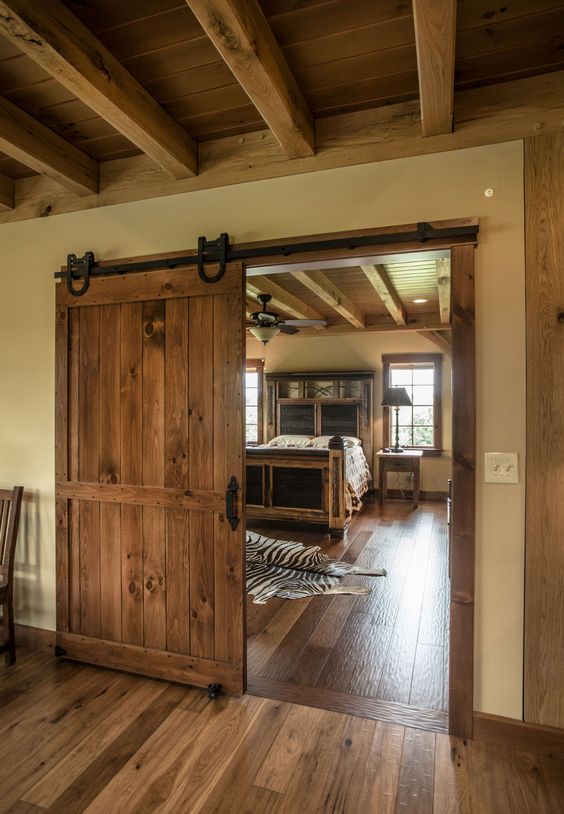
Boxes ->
[226,476,240,530]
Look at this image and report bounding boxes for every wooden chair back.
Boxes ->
[0,487,23,588]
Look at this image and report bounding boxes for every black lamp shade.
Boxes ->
[381,386,412,407]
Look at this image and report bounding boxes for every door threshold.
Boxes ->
[247,675,448,734]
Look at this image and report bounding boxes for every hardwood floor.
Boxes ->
[0,647,563,813]
[247,498,449,729]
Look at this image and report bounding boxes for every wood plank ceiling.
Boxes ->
[246,255,451,338]
[0,0,561,215]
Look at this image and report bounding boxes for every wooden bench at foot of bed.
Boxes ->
[246,436,347,536]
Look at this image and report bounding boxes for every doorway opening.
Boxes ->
[242,228,475,737]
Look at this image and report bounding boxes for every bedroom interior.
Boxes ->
[243,251,454,727]
[0,0,564,811]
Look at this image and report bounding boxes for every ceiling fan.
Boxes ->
[247,293,327,344]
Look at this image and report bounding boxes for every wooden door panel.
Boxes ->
[56,263,245,693]
[121,503,143,645]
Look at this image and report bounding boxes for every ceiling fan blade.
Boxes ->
[283,319,327,327]
[278,324,299,335]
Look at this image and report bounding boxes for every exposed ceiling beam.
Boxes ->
[360,265,407,326]
[413,0,456,136]
[0,70,563,225]
[279,313,447,338]
[0,95,98,195]
[0,173,14,210]
[246,276,325,328]
[291,269,365,329]
[186,0,314,159]
[437,257,451,323]
[0,0,197,179]
[418,329,452,355]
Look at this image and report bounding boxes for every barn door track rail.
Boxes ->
[55,222,479,297]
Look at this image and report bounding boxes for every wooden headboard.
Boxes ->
[263,371,374,467]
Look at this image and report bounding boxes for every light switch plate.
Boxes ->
[484,452,519,484]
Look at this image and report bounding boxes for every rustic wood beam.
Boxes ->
[1,71,563,225]
[0,0,197,179]
[360,265,406,326]
[186,0,314,159]
[418,329,452,355]
[437,257,451,323]
[0,95,99,195]
[413,0,456,136]
[290,269,364,329]
[246,276,324,327]
[0,173,14,210]
[280,313,447,338]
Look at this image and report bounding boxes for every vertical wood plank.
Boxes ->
[78,305,101,638]
[165,298,190,654]
[524,133,564,728]
[142,300,166,650]
[120,303,143,645]
[189,295,215,659]
[68,308,81,632]
[213,285,245,669]
[55,301,69,632]
[450,242,475,739]
[121,505,143,645]
[395,727,435,813]
[99,304,121,641]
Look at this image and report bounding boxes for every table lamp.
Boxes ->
[381,386,412,453]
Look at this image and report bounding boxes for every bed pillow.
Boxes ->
[268,435,314,448]
[311,435,362,448]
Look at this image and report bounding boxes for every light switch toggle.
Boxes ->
[485,452,519,484]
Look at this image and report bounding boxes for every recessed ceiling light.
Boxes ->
[413,298,428,304]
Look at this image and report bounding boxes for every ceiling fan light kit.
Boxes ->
[247,292,326,344]
[249,324,281,344]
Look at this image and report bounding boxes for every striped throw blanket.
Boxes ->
[246,531,386,604]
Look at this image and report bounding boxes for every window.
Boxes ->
[245,359,264,445]
[382,354,443,454]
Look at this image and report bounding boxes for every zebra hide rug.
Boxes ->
[246,531,386,605]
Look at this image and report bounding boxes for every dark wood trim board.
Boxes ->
[248,676,448,734]
[473,712,564,761]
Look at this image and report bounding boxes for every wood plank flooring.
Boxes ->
[247,498,449,729]
[0,647,563,813]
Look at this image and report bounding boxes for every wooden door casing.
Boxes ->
[55,263,246,692]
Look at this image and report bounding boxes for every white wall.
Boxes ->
[0,140,525,718]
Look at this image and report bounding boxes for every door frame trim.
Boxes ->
[245,222,477,739]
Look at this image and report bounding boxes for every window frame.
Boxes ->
[245,358,264,446]
[382,353,443,456]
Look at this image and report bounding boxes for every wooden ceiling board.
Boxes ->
[457,0,563,31]
[264,0,414,46]
[456,39,564,90]
[255,258,444,331]
[0,0,560,179]
[62,0,185,34]
[457,6,564,57]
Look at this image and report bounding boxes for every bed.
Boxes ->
[246,371,374,536]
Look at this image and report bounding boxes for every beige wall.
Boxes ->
[246,332,452,493]
[0,140,525,719]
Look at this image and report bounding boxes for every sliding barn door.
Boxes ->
[55,262,246,693]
